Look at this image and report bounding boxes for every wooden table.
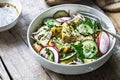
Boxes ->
[0,0,120,80]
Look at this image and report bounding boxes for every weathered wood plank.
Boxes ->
[0,57,10,80]
[0,30,51,80]
[106,12,120,33]
[44,68,65,80]
[0,1,50,80]
[13,0,49,43]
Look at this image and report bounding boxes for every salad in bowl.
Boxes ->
[27,4,116,74]
[31,10,110,65]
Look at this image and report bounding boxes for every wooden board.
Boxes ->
[0,58,10,80]
[0,0,120,80]
[0,30,51,80]
[106,12,120,33]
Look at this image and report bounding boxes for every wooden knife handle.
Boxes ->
[45,0,80,5]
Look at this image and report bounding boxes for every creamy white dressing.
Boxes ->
[0,3,18,27]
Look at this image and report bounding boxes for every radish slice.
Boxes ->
[56,17,71,22]
[40,46,59,63]
[96,31,110,54]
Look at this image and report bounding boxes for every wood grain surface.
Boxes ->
[96,0,120,11]
[46,0,80,5]
[106,12,120,33]
[0,58,10,80]
[0,0,120,80]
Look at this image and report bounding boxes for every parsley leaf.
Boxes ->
[71,43,85,61]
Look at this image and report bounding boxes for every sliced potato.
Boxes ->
[56,43,70,53]
[62,23,69,40]
[62,23,76,42]
[32,42,42,53]
[48,39,55,46]
[33,26,49,41]
[53,38,71,53]
[39,31,52,46]
[63,46,71,53]
[50,26,62,36]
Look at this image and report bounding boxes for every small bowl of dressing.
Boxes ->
[0,0,22,32]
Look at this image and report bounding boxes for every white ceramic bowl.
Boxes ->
[27,4,116,75]
[0,0,22,32]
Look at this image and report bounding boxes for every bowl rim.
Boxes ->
[27,4,116,67]
[0,0,22,28]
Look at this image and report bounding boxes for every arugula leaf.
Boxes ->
[85,17,93,28]
[94,21,102,30]
[71,43,85,61]
[84,17,102,38]
[85,17,101,29]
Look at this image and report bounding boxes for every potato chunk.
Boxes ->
[39,31,52,46]
[50,26,62,36]
[62,23,76,42]
[32,42,42,53]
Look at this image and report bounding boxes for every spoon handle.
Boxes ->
[103,29,120,40]
[110,33,120,40]
[115,33,120,40]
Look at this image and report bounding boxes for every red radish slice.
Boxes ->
[40,46,59,63]
[56,17,71,22]
[96,31,110,55]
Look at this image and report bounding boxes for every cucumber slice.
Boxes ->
[77,24,94,36]
[60,53,76,61]
[82,40,98,58]
[53,10,69,19]
[43,18,61,28]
